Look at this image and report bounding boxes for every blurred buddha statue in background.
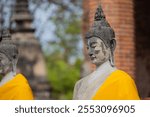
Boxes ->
[0,29,33,100]
[73,5,140,100]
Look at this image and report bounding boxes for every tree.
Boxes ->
[47,0,83,99]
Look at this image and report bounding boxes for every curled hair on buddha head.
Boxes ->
[85,5,116,67]
[0,29,19,72]
[0,29,19,61]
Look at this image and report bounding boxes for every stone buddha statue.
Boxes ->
[73,5,140,100]
[0,29,33,100]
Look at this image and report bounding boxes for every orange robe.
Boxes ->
[92,70,140,100]
[0,74,33,100]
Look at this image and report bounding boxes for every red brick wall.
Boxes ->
[82,0,135,77]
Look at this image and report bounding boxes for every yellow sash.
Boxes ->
[0,74,33,100]
[92,70,140,100]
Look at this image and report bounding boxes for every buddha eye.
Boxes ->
[91,44,96,48]
[90,42,97,48]
[91,45,96,48]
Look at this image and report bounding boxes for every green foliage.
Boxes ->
[43,0,83,99]
[45,55,82,99]
[51,14,82,62]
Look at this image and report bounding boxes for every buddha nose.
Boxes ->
[88,47,94,56]
[88,50,93,57]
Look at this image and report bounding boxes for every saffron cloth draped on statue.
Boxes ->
[73,69,140,100]
[92,70,140,100]
[0,74,33,100]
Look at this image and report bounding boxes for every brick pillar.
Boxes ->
[81,0,95,77]
[82,0,135,77]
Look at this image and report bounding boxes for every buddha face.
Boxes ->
[0,53,12,75]
[87,37,111,66]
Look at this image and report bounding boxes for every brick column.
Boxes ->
[82,0,135,77]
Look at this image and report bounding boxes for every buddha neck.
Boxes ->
[96,60,117,74]
[0,71,16,86]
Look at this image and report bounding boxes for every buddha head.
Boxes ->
[85,5,116,67]
[0,29,19,76]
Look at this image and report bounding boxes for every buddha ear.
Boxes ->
[109,39,116,67]
[11,54,19,73]
[110,39,116,52]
